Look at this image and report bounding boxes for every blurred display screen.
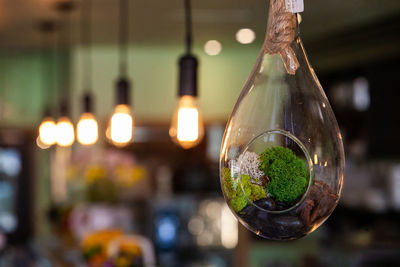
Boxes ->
[0,148,21,233]
[155,211,179,249]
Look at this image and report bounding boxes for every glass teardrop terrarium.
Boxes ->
[220,0,345,240]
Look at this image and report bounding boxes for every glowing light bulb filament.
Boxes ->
[39,119,57,146]
[56,117,75,147]
[77,113,99,145]
[110,104,133,146]
[169,95,204,149]
[177,107,199,142]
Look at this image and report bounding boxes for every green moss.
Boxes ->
[222,168,266,212]
[222,167,236,199]
[229,193,248,213]
[241,174,266,202]
[260,146,308,203]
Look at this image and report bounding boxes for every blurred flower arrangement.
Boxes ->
[82,229,122,266]
[66,148,149,203]
[81,230,145,267]
[108,236,144,267]
[46,149,155,266]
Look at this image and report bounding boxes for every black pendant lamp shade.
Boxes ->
[83,93,93,113]
[60,99,69,117]
[42,107,53,118]
[178,54,198,97]
[116,78,131,106]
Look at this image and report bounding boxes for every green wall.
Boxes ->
[0,50,69,128]
[0,45,258,128]
[1,44,260,128]
[70,44,259,125]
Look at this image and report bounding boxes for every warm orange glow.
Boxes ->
[56,116,75,147]
[36,136,51,149]
[77,112,99,145]
[169,95,204,149]
[38,117,57,146]
[107,104,134,147]
[177,107,199,142]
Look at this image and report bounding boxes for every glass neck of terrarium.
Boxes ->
[262,0,300,75]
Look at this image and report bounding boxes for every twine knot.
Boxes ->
[264,0,299,75]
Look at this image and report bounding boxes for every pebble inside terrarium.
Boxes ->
[221,130,339,240]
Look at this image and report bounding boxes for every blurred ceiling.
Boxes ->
[0,0,399,50]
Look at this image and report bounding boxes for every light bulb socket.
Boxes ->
[83,93,93,113]
[43,107,52,118]
[54,0,76,14]
[116,77,131,106]
[60,100,69,117]
[178,54,198,97]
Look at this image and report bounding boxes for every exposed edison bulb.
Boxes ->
[38,117,57,146]
[77,112,99,145]
[107,104,134,147]
[56,116,75,147]
[169,95,204,149]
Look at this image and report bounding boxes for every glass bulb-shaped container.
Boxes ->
[169,95,204,149]
[220,0,344,240]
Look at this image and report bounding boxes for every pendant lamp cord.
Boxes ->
[59,9,72,113]
[39,21,55,115]
[55,22,63,113]
[81,0,92,92]
[184,0,193,54]
[119,0,129,76]
[52,25,59,112]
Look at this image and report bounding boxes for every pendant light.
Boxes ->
[169,0,204,149]
[220,0,344,240]
[39,109,57,147]
[56,101,75,147]
[76,0,99,145]
[55,1,75,147]
[107,0,134,147]
[38,21,57,147]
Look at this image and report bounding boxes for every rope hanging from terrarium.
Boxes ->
[264,0,299,75]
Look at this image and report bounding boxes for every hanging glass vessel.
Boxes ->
[220,0,345,240]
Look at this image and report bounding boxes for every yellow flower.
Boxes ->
[118,242,142,255]
[66,165,79,181]
[132,166,147,180]
[85,165,107,184]
[114,165,147,188]
[115,256,131,267]
[81,229,122,252]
